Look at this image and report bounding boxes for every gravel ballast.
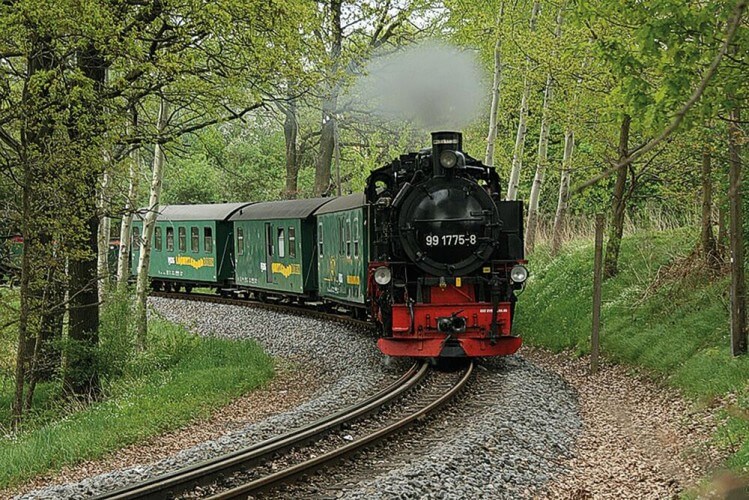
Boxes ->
[13,298,723,499]
[14,298,408,499]
[277,356,581,500]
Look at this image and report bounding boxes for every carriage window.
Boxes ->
[277,228,285,258]
[237,227,244,255]
[191,227,199,253]
[154,227,162,251]
[266,223,274,257]
[166,227,174,251]
[353,217,359,258]
[345,218,351,257]
[132,226,141,250]
[288,227,296,258]
[338,218,344,255]
[204,227,212,253]
[318,222,324,257]
[178,227,186,252]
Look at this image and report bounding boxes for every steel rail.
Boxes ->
[209,361,475,500]
[96,362,426,500]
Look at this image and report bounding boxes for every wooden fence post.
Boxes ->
[591,214,605,374]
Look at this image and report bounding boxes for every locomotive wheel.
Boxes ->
[185,285,193,294]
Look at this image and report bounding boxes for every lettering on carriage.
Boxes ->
[173,255,215,269]
[272,262,301,278]
[323,256,337,283]
[158,269,184,277]
[346,275,361,285]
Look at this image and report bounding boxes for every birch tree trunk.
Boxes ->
[134,97,170,349]
[525,72,552,251]
[97,168,111,301]
[484,2,505,167]
[117,111,140,286]
[526,7,563,252]
[551,128,574,256]
[505,0,540,201]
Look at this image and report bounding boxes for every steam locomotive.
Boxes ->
[132,131,526,359]
[366,131,526,357]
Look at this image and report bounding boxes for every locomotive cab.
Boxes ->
[366,131,526,358]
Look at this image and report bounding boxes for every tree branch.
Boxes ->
[572,0,747,194]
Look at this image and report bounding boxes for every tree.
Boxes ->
[728,101,746,355]
[700,147,719,265]
[484,1,505,167]
[603,114,631,279]
[551,129,574,255]
[281,90,301,199]
[64,41,107,398]
[134,97,170,350]
[506,0,541,201]
[526,6,564,252]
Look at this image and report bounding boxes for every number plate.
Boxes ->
[424,234,477,246]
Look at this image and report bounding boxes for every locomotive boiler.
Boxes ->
[366,131,527,358]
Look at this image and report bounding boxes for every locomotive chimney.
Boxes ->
[431,131,463,177]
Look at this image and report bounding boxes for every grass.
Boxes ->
[0,290,274,489]
[515,228,749,471]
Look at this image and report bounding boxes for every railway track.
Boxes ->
[97,360,474,500]
[150,290,372,330]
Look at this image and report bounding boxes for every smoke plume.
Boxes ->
[350,41,486,131]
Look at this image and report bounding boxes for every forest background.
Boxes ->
[0,0,747,450]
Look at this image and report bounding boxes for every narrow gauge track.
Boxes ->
[97,360,474,500]
[150,290,372,330]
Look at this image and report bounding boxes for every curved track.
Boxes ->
[96,359,473,500]
[97,362,424,499]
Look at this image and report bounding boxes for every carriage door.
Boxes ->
[265,223,274,283]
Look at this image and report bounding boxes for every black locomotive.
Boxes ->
[366,131,527,357]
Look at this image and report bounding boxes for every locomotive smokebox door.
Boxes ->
[397,175,499,276]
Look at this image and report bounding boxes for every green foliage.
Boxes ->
[0,291,274,488]
[162,154,222,205]
[517,229,746,396]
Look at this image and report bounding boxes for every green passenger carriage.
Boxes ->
[131,203,251,291]
[230,198,331,298]
[315,193,369,307]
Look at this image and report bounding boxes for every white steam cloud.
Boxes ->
[350,41,486,131]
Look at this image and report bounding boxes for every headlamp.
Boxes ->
[510,265,528,284]
[439,150,458,169]
[374,266,392,286]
